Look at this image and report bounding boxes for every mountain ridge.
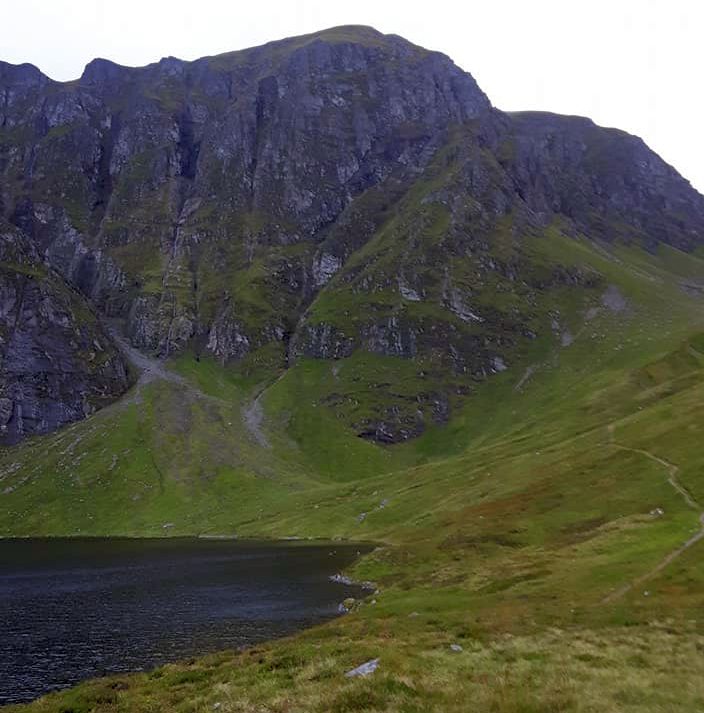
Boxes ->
[1,26,437,83]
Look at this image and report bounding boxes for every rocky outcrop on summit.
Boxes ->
[0,223,130,445]
[0,25,702,442]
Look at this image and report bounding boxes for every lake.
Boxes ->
[0,537,370,704]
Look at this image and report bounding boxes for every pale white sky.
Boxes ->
[3,0,702,192]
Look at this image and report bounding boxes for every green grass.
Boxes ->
[2,237,704,711]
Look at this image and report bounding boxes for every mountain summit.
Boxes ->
[0,26,702,444]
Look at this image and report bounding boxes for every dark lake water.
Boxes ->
[0,537,370,704]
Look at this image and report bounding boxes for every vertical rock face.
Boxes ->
[503,111,704,250]
[0,25,703,442]
[0,224,130,444]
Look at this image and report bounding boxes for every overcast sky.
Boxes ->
[3,0,702,192]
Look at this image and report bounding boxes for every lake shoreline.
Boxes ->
[0,537,373,705]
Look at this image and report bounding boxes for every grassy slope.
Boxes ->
[3,237,704,711]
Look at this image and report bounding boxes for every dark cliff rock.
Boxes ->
[0,222,130,444]
[0,25,702,442]
[503,111,704,250]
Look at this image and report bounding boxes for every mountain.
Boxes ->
[1,25,702,444]
[3,25,704,713]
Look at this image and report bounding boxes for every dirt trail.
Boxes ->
[109,330,223,407]
[111,328,279,449]
[243,392,270,449]
[242,371,288,449]
[111,332,188,390]
[602,430,704,603]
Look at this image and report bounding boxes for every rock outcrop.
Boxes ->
[0,222,130,444]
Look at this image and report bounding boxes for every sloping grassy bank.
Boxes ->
[3,241,704,711]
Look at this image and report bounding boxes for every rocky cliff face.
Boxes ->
[0,221,130,444]
[1,25,702,443]
[503,111,704,250]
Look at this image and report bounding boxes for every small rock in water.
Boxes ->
[330,573,354,586]
[345,658,380,678]
[450,644,463,652]
[329,573,377,590]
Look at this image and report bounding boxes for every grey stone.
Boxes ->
[345,658,380,678]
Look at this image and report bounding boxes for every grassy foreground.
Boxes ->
[3,238,704,711]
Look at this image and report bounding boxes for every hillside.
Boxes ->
[1,24,704,713]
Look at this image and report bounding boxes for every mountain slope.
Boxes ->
[1,25,703,442]
[4,218,704,713]
[2,24,704,713]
